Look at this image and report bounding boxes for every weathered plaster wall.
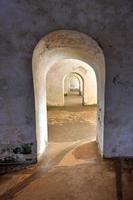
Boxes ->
[46,59,97,106]
[0,0,133,163]
[32,30,105,159]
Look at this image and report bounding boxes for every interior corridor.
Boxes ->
[0,93,133,200]
[64,91,83,106]
[0,94,132,200]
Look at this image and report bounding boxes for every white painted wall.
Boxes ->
[32,30,105,161]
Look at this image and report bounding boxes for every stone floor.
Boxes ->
[0,94,133,200]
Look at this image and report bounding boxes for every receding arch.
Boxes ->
[32,30,105,161]
[46,59,97,106]
[69,73,83,96]
[69,74,80,91]
[64,72,83,96]
[63,72,84,105]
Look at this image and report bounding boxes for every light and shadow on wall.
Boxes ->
[32,30,105,161]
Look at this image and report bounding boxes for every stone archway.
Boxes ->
[46,59,97,106]
[64,72,83,97]
[63,72,84,105]
[32,30,105,161]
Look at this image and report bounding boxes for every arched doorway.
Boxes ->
[69,75,80,93]
[46,59,97,106]
[64,72,84,106]
[32,30,105,161]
